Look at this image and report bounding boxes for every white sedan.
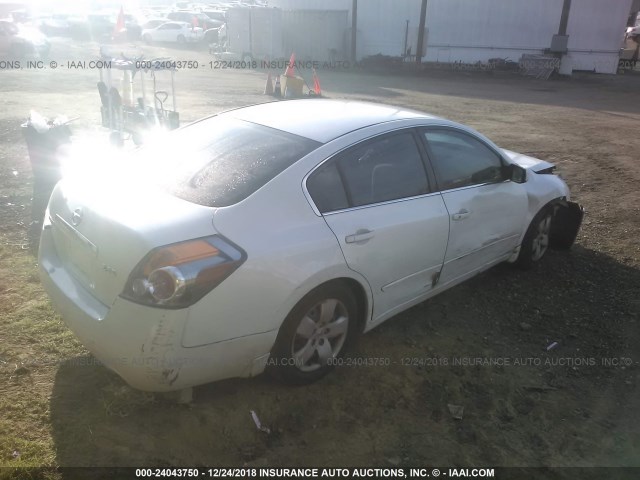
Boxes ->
[141,21,203,44]
[39,100,583,392]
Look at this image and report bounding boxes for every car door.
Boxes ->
[306,130,450,322]
[156,23,177,42]
[421,128,528,286]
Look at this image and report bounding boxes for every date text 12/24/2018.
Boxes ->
[135,467,495,478]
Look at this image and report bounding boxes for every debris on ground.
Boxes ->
[520,322,532,331]
[250,410,271,434]
[13,365,29,376]
[447,404,464,420]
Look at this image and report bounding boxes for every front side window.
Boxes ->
[423,129,504,191]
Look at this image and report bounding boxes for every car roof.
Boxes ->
[225,99,442,143]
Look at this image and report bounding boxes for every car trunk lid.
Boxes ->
[46,179,217,307]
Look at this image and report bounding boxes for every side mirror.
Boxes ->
[507,163,527,184]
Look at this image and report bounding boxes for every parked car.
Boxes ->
[141,21,203,44]
[0,19,50,57]
[167,10,222,30]
[37,14,73,36]
[202,9,226,23]
[144,6,171,17]
[626,24,640,42]
[39,100,583,392]
[141,18,169,31]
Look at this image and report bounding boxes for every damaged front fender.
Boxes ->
[550,201,584,250]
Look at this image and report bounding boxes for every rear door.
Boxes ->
[156,22,179,42]
[306,130,450,321]
[421,128,528,286]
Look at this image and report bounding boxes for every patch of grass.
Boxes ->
[0,244,81,469]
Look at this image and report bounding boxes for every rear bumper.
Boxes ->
[39,226,277,391]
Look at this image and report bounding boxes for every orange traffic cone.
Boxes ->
[284,52,296,77]
[113,6,125,41]
[274,75,281,97]
[264,72,274,95]
[312,68,322,96]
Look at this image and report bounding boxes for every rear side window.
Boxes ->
[339,132,428,207]
[139,117,320,207]
[306,162,349,213]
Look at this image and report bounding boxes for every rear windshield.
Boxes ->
[137,117,321,207]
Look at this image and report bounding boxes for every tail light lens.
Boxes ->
[121,235,246,308]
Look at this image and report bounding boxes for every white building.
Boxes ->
[270,0,634,74]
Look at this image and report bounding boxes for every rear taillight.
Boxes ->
[121,235,245,308]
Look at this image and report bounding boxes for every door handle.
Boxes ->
[452,209,470,221]
[345,229,374,244]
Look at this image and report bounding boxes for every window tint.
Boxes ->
[136,118,320,207]
[336,132,429,208]
[307,162,349,213]
[424,130,504,191]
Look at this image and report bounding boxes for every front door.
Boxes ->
[421,128,528,286]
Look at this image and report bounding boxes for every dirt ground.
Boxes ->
[0,38,639,476]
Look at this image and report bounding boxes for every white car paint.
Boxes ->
[438,180,527,286]
[502,149,556,173]
[39,100,577,391]
[322,193,450,321]
[141,21,203,43]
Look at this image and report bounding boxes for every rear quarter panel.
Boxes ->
[181,146,373,348]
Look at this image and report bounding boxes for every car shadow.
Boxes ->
[49,245,640,469]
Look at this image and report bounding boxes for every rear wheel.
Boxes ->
[269,283,357,385]
[177,34,186,44]
[517,208,553,269]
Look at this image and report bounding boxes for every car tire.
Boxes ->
[516,207,553,269]
[143,34,152,44]
[268,283,358,385]
[177,34,186,44]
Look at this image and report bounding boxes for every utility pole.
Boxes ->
[558,0,572,35]
[416,0,428,63]
[351,0,358,63]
